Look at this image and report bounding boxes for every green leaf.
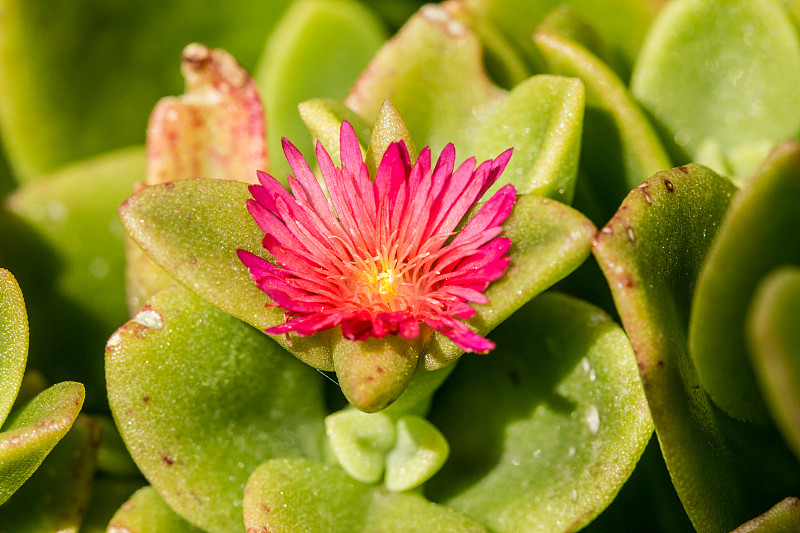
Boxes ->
[325,409,396,484]
[107,486,205,533]
[106,286,325,533]
[748,266,800,461]
[0,268,27,427]
[11,369,48,409]
[366,100,417,176]
[732,497,800,533]
[631,0,800,180]
[0,381,85,504]
[690,140,800,422]
[344,4,585,202]
[593,164,800,531]
[384,415,449,492]
[255,0,387,182]
[581,437,695,533]
[463,0,663,76]
[118,178,337,371]
[332,333,421,413]
[0,0,292,180]
[0,414,100,532]
[533,29,671,221]
[426,292,652,533]
[243,457,490,533]
[0,147,144,410]
[298,98,373,168]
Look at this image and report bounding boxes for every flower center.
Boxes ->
[365,267,399,301]
[375,270,396,296]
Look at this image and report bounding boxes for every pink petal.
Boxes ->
[477,148,513,200]
[339,120,363,174]
[450,184,516,247]
[422,314,495,353]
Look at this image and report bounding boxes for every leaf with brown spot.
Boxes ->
[691,140,800,422]
[594,163,800,531]
[106,286,325,532]
[0,381,85,504]
[0,414,100,531]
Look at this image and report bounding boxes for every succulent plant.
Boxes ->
[1,0,799,531]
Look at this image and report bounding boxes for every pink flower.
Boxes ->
[238,121,516,353]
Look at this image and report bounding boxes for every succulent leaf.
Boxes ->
[594,164,800,531]
[631,0,800,180]
[0,268,27,427]
[106,286,325,533]
[0,415,100,531]
[427,292,652,533]
[243,457,490,533]
[0,381,85,505]
[690,140,800,422]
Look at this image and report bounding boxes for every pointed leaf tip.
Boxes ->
[333,334,421,413]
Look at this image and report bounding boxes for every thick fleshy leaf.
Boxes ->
[381,365,455,418]
[0,414,100,532]
[787,0,800,29]
[748,267,800,461]
[0,147,144,410]
[107,486,205,533]
[426,292,652,533]
[534,29,671,221]
[118,178,335,371]
[324,408,449,492]
[12,370,48,410]
[325,409,396,484]
[243,457,490,533]
[631,0,800,180]
[0,381,85,504]
[106,286,325,533]
[333,334,421,413]
[298,98,372,168]
[0,0,291,180]
[384,415,449,492]
[420,192,596,370]
[593,164,800,531]
[0,268,27,427]
[344,3,585,202]
[366,100,417,176]
[690,140,800,422]
[255,0,386,182]
[732,498,800,533]
[463,0,663,75]
[581,436,695,533]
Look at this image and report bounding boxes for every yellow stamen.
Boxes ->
[375,270,396,297]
